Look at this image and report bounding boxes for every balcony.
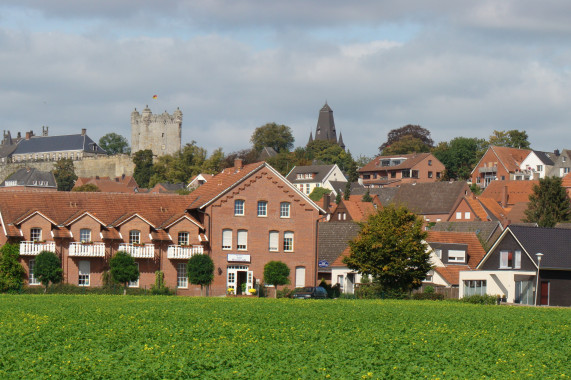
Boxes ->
[69,242,106,257]
[167,245,204,259]
[20,241,56,256]
[118,243,155,258]
[479,166,497,174]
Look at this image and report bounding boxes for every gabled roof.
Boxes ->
[464,197,490,220]
[350,186,399,206]
[13,133,106,155]
[286,164,337,183]
[434,266,471,286]
[333,197,377,222]
[0,168,57,188]
[479,225,571,270]
[505,202,529,224]
[480,180,537,205]
[471,146,531,175]
[477,197,508,221]
[531,151,555,166]
[318,221,361,272]
[73,175,138,193]
[359,153,436,173]
[428,221,502,244]
[562,172,571,188]
[426,231,487,269]
[150,183,186,193]
[391,181,469,215]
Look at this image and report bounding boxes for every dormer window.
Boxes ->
[129,230,141,245]
[297,174,303,179]
[30,228,42,242]
[448,250,466,263]
[80,229,91,243]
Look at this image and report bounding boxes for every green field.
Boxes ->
[0,295,569,379]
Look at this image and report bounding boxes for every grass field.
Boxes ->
[0,295,569,379]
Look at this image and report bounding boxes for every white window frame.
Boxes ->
[434,249,442,259]
[269,231,279,252]
[448,250,466,263]
[464,212,470,219]
[78,260,91,287]
[283,231,294,252]
[222,229,232,250]
[463,280,487,296]
[500,250,520,269]
[455,212,462,220]
[129,230,141,244]
[234,200,245,216]
[128,262,140,288]
[177,263,188,288]
[178,231,189,246]
[257,201,267,217]
[280,202,290,218]
[237,230,248,251]
[80,228,91,243]
[30,228,42,242]
[29,259,40,285]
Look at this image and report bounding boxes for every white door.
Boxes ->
[227,269,236,293]
[295,267,305,288]
[247,270,254,293]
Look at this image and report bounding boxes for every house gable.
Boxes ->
[477,229,536,271]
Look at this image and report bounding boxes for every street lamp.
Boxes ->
[535,253,544,306]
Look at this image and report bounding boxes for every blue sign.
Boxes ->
[318,260,329,268]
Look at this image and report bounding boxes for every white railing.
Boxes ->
[19,241,56,256]
[118,243,155,258]
[69,242,106,257]
[167,245,204,259]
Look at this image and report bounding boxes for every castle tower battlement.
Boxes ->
[131,106,182,157]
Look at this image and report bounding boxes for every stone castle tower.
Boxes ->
[307,102,345,150]
[131,106,182,157]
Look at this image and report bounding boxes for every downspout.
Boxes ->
[314,213,328,286]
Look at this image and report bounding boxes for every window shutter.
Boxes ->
[237,230,247,248]
[514,251,521,269]
[500,251,508,268]
[269,231,278,251]
[222,230,232,249]
[78,260,90,276]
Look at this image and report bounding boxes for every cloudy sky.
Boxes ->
[1,1,570,158]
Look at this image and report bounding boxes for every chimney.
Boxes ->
[25,132,31,140]
[322,193,331,212]
[554,149,560,156]
[234,158,243,170]
[96,176,100,180]
[81,128,86,136]
[501,185,508,208]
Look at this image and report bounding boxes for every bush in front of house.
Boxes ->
[461,295,498,305]
[412,292,444,301]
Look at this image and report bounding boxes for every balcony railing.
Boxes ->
[69,242,106,257]
[167,245,204,259]
[479,166,497,174]
[118,243,155,258]
[20,241,56,256]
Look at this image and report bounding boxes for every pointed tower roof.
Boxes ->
[314,102,337,143]
[338,132,345,150]
[308,131,314,144]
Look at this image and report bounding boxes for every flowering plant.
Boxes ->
[249,288,256,295]
[227,287,235,295]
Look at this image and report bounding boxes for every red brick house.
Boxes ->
[470,146,531,188]
[358,153,445,188]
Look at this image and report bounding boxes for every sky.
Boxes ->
[1,1,571,159]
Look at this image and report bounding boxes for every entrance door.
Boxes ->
[236,271,247,295]
[246,271,253,293]
[540,281,549,305]
[347,273,355,294]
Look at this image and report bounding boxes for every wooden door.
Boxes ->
[540,281,549,305]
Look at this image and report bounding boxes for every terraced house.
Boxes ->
[0,160,325,296]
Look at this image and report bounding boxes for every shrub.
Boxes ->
[276,287,294,299]
[412,292,444,301]
[461,295,498,305]
[0,243,25,292]
[424,285,435,294]
[318,279,340,298]
[35,251,63,293]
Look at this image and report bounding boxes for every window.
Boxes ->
[78,260,90,287]
[305,184,310,194]
[436,172,441,179]
[536,165,543,172]
[296,174,303,179]
[128,262,139,287]
[283,231,294,252]
[269,231,279,251]
[257,201,267,217]
[343,213,346,220]
[428,160,432,166]
[80,229,91,243]
[234,200,245,216]
[500,250,521,269]
[237,230,248,250]
[280,202,290,218]
[177,263,188,288]
[178,231,189,246]
[428,171,433,178]
[456,212,462,220]
[411,170,419,178]
[391,171,396,178]
[434,249,442,259]
[424,270,434,282]
[463,280,487,296]
[464,212,470,219]
[28,259,40,285]
[515,281,534,305]
[129,230,141,244]
[222,229,232,250]
[337,275,344,292]
[448,250,466,263]
[30,228,42,242]
[338,213,342,220]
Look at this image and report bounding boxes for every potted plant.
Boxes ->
[227,287,235,296]
[241,283,247,295]
[249,288,256,295]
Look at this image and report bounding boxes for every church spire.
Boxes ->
[338,132,345,150]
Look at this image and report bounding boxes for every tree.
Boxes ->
[35,251,63,293]
[222,148,259,169]
[72,183,101,192]
[0,243,25,292]
[132,149,154,188]
[379,125,434,153]
[381,135,431,155]
[362,190,372,202]
[263,261,290,298]
[523,176,570,227]
[250,122,294,153]
[109,251,139,295]
[53,158,78,191]
[343,205,432,293]
[99,133,130,155]
[432,137,488,180]
[488,130,530,149]
[188,254,214,296]
[308,187,331,202]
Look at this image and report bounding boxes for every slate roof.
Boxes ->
[286,165,336,184]
[258,147,277,160]
[314,102,337,142]
[328,180,348,195]
[500,225,571,269]
[13,134,106,155]
[480,180,537,205]
[390,181,468,215]
[318,221,361,272]
[505,202,529,224]
[359,153,434,173]
[0,168,57,188]
[150,183,186,193]
[533,151,555,166]
[350,186,399,206]
[428,221,503,245]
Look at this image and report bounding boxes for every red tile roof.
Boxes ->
[480,180,537,205]
[477,197,509,220]
[331,246,352,267]
[433,266,471,286]
[426,231,486,269]
[562,172,571,188]
[359,153,434,172]
[490,146,532,173]
[465,198,489,220]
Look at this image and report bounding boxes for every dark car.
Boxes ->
[292,286,328,299]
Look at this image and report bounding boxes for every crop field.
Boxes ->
[0,295,569,379]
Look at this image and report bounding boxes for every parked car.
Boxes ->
[292,286,328,299]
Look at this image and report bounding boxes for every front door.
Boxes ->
[540,281,549,305]
[227,265,252,295]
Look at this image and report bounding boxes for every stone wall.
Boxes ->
[0,154,135,183]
